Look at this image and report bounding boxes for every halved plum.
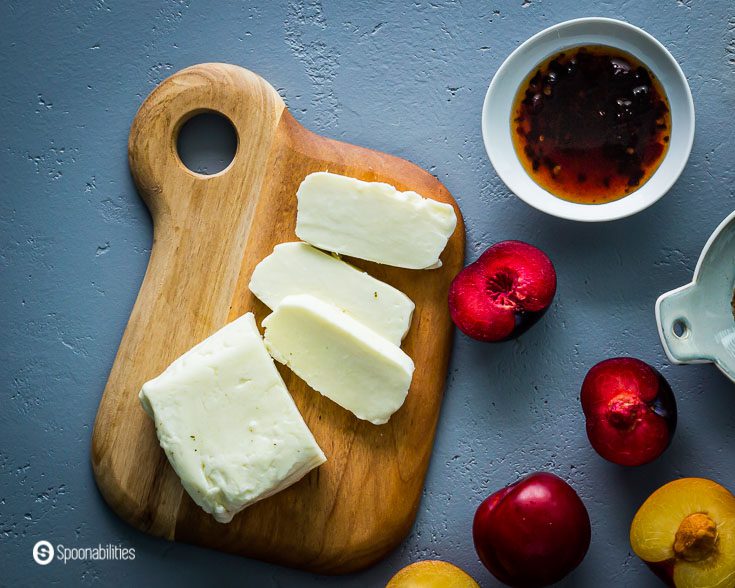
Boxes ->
[580,357,677,466]
[448,241,556,342]
[631,478,735,587]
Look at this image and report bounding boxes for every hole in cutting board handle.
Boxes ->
[176,111,238,176]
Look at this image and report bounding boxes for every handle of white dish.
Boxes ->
[656,284,707,364]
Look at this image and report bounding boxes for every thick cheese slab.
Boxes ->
[249,242,415,345]
[138,313,326,524]
[262,294,415,425]
[295,171,457,270]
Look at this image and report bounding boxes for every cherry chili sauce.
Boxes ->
[511,45,671,204]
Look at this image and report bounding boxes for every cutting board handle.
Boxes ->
[128,63,286,222]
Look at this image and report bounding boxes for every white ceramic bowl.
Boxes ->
[656,210,735,383]
[482,17,695,222]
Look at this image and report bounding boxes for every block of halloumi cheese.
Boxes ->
[138,313,326,524]
[262,294,415,425]
[249,241,415,345]
[295,171,457,269]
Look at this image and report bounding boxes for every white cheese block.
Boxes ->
[262,294,415,425]
[295,171,457,270]
[249,242,415,345]
[138,313,326,524]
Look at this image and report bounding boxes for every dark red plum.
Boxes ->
[472,472,591,588]
[581,357,677,466]
[448,241,556,342]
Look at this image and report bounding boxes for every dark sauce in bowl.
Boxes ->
[512,45,671,204]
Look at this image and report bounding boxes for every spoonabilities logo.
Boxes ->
[32,540,54,565]
[31,541,135,565]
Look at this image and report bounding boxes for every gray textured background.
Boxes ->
[2,1,734,586]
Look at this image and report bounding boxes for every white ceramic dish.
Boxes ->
[482,17,695,222]
[656,210,735,383]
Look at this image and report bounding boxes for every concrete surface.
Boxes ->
[2,1,735,586]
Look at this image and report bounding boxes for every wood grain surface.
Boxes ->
[91,63,465,574]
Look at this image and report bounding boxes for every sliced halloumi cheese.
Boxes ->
[295,171,457,270]
[262,294,415,425]
[138,313,326,524]
[249,241,415,345]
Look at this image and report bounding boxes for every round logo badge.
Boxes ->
[33,540,54,565]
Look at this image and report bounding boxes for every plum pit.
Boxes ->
[673,513,718,563]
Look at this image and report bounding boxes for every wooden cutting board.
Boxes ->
[91,63,465,574]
